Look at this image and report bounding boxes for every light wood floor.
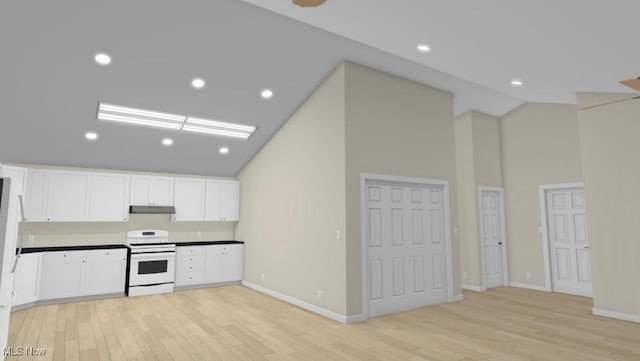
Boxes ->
[7,286,640,361]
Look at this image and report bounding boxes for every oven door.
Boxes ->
[129,251,175,286]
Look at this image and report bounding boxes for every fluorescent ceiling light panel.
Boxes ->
[97,102,256,140]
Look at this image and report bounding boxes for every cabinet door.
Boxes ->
[89,173,130,222]
[39,251,85,300]
[220,181,239,221]
[173,178,205,221]
[46,171,90,222]
[205,245,223,283]
[222,244,243,282]
[130,176,152,205]
[83,249,127,295]
[151,177,174,206]
[24,169,49,222]
[12,253,41,306]
[204,180,221,221]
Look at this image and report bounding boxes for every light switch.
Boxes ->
[336,229,341,240]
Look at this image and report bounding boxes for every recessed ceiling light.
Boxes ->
[416,44,431,53]
[85,132,98,140]
[219,147,229,154]
[261,89,274,99]
[162,138,173,146]
[191,78,205,89]
[511,79,524,87]
[94,53,111,66]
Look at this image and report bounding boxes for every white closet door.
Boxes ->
[547,188,592,297]
[366,182,446,317]
[481,190,504,288]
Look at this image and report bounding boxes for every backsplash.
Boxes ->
[18,214,235,247]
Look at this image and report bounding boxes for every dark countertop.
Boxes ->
[17,241,243,254]
[175,240,244,246]
[19,244,128,254]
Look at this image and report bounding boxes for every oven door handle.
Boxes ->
[131,252,176,260]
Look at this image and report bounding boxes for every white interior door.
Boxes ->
[480,189,506,288]
[546,188,592,297]
[366,181,447,317]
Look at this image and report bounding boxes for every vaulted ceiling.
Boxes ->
[1,0,637,177]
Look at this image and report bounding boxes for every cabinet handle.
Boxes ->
[82,260,85,263]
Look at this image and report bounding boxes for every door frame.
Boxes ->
[538,182,585,292]
[360,173,455,320]
[478,186,509,289]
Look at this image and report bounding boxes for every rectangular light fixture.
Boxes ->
[97,102,256,139]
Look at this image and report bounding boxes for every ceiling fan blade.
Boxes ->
[620,78,640,91]
[578,96,640,111]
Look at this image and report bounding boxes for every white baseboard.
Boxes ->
[509,282,550,292]
[593,308,640,323]
[449,294,464,302]
[241,281,362,324]
[461,284,486,292]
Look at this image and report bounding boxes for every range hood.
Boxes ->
[129,205,176,214]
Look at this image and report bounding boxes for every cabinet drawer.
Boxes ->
[177,246,206,257]
[42,251,85,265]
[86,249,127,262]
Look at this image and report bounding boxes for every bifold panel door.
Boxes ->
[366,181,447,317]
[546,188,592,297]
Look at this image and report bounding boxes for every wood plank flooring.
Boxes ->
[6,286,640,361]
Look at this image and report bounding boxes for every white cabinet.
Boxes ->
[89,173,130,222]
[220,181,239,221]
[39,248,127,300]
[83,249,127,295]
[130,176,174,206]
[46,171,91,222]
[175,246,206,286]
[204,180,239,222]
[39,251,85,300]
[24,169,49,222]
[205,244,243,283]
[173,178,206,221]
[24,169,129,222]
[12,253,41,307]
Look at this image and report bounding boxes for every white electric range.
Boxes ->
[125,230,176,297]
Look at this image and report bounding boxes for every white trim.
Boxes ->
[461,284,486,292]
[477,186,509,289]
[509,282,550,292]
[450,294,464,302]
[241,281,354,324]
[592,308,640,323]
[345,313,367,324]
[360,173,456,320]
[538,182,584,293]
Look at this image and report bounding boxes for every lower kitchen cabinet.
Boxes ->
[39,251,85,300]
[84,249,128,295]
[175,246,206,286]
[205,244,243,284]
[39,248,127,300]
[13,253,41,307]
[175,244,243,287]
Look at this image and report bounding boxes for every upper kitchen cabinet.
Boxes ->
[23,169,130,222]
[130,176,174,206]
[47,171,91,222]
[204,180,239,222]
[89,173,130,222]
[24,169,49,222]
[173,178,206,221]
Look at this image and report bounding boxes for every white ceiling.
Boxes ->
[1,0,637,177]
